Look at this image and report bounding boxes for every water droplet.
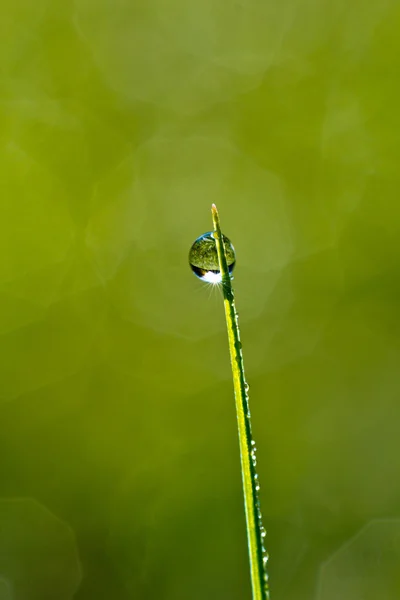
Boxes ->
[244,382,250,393]
[188,231,236,283]
[251,440,256,447]
[260,527,267,538]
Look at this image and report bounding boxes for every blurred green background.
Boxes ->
[1,0,400,598]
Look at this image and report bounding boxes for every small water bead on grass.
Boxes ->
[189,231,236,283]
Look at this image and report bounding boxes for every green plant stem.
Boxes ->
[211,204,269,600]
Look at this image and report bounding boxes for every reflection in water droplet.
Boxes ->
[188,231,236,283]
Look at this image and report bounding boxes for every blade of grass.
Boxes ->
[211,203,269,600]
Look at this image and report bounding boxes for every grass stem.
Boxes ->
[211,203,269,600]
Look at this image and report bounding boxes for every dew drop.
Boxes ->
[189,231,236,283]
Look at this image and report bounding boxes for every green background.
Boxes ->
[1,0,400,598]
